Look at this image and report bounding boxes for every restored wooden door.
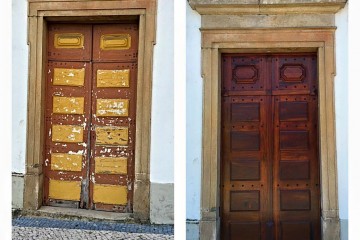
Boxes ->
[44,23,138,212]
[221,53,320,240]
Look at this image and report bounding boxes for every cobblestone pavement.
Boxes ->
[12,216,174,240]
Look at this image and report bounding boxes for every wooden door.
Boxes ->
[221,53,320,240]
[44,23,138,213]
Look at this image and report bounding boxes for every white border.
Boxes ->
[348,1,360,240]
[174,0,186,239]
[0,0,12,239]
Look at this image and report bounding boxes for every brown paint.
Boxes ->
[44,23,138,213]
[221,53,320,239]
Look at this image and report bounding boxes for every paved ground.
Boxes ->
[12,216,174,240]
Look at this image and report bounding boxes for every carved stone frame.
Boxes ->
[200,29,340,240]
[24,0,156,221]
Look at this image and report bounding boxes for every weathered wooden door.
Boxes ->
[44,23,138,212]
[221,53,320,240]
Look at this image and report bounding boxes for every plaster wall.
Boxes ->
[150,0,174,184]
[335,3,348,239]
[186,2,202,222]
[149,0,174,224]
[12,0,28,175]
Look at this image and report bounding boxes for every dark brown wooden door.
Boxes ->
[44,23,138,213]
[221,53,320,240]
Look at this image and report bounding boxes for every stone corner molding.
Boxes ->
[188,0,347,15]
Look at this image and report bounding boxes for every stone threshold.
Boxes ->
[16,206,135,223]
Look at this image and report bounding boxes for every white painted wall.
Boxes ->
[335,2,348,235]
[12,0,28,174]
[186,3,202,221]
[150,0,174,184]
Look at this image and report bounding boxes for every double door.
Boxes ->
[221,53,320,239]
[43,23,138,212]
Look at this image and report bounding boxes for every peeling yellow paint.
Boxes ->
[100,34,131,50]
[52,125,83,143]
[95,127,128,145]
[53,68,85,86]
[93,184,127,205]
[53,96,85,114]
[49,179,81,201]
[95,157,127,174]
[96,99,129,117]
[54,33,84,49]
[51,153,82,172]
[97,69,130,88]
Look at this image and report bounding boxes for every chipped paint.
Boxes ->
[100,34,131,50]
[68,150,84,155]
[96,99,129,117]
[97,69,130,88]
[49,179,81,201]
[52,125,83,143]
[95,127,128,145]
[51,153,82,172]
[95,157,127,174]
[93,184,127,205]
[53,96,85,114]
[53,68,85,86]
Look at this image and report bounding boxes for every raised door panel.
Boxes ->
[92,24,139,63]
[222,54,269,96]
[48,24,92,61]
[272,54,317,96]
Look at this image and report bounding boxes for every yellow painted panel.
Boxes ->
[100,34,131,50]
[95,127,128,145]
[52,125,83,143]
[53,96,84,114]
[53,68,85,86]
[51,153,83,172]
[93,184,127,205]
[49,179,81,201]
[97,69,130,88]
[54,33,84,48]
[95,157,127,174]
[96,99,129,117]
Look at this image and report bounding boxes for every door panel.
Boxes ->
[44,23,138,213]
[221,53,320,240]
[92,24,139,62]
[48,24,92,61]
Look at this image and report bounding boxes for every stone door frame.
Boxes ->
[24,0,157,222]
[199,28,340,240]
